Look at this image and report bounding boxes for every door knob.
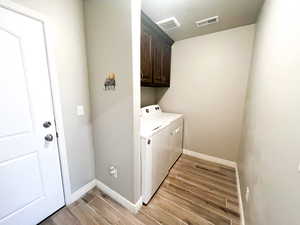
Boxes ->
[43,121,52,128]
[45,134,54,142]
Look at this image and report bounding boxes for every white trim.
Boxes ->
[69,179,144,214]
[44,18,73,205]
[70,180,97,204]
[235,166,246,225]
[0,0,73,205]
[183,149,237,168]
[135,197,143,213]
[130,0,142,207]
[0,0,46,19]
[96,179,142,214]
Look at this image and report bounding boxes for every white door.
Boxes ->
[0,5,64,225]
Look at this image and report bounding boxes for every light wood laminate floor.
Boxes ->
[40,154,240,225]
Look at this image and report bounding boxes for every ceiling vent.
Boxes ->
[195,16,219,28]
[157,17,180,31]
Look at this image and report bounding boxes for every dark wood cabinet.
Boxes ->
[141,25,153,84]
[153,40,171,86]
[152,37,163,84]
[141,12,174,87]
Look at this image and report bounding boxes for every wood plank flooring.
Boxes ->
[40,154,240,225]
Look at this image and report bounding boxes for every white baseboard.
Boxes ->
[96,179,142,214]
[69,179,97,205]
[235,166,246,225]
[68,178,142,213]
[183,149,237,168]
[183,149,245,225]
[68,152,245,224]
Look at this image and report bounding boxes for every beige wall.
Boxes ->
[238,1,300,224]
[12,0,95,193]
[141,87,156,107]
[157,25,255,161]
[84,0,141,203]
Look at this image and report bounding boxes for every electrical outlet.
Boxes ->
[245,186,250,202]
[76,105,85,116]
[109,165,118,178]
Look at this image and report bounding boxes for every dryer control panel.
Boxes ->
[140,105,162,117]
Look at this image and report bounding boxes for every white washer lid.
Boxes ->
[140,113,183,138]
[140,118,168,138]
[151,113,183,124]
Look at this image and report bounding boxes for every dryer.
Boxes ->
[140,105,183,204]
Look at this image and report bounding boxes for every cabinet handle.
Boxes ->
[141,72,144,79]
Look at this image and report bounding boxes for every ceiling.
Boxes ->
[142,0,265,41]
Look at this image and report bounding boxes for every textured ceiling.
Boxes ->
[142,0,264,41]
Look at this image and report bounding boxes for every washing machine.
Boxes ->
[140,105,183,204]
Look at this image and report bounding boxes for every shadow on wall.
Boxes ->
[141,87,169,107]
[156,87,168,104]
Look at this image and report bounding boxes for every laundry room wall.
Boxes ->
[141,87,157,107]
[157,25,256,161]
[239,1,300,224]
[11,0,95,193]
[84,0,141,204]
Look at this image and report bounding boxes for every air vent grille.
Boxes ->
[157,17,180,31]
[195,16,219,28]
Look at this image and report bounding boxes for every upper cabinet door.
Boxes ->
[152,39,171,87]
[141,11,174,87]
[161,42,171,86]
[141,24,153,85]
[152,36,164,84]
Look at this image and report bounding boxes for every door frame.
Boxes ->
[0,0,72,205]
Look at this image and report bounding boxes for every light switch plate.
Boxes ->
[77,105,84,116]
[245,187,250,202]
